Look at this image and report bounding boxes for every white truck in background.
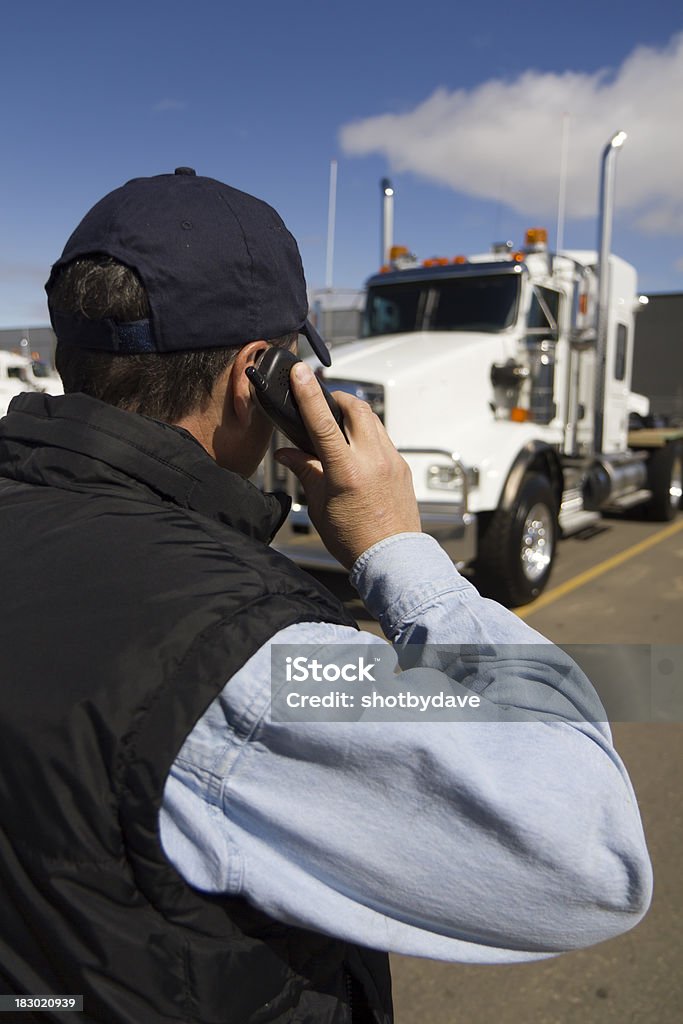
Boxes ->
[0,350,63,419]
[268,134,683,606]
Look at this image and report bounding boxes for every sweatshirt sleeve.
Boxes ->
[160,534,653,963]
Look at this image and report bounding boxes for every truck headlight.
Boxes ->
[426,462,478,499]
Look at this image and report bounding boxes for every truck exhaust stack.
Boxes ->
[380,178,394,267]
[593,130,628,455]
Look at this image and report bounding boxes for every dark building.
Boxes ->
[310,289,364,348]
[632,293,683,424]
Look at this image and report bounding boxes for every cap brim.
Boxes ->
[301,318,331,367]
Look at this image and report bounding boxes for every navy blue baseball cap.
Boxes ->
[46,167,331,366]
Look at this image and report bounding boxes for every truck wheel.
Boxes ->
[646,443,683,521]
[475,472,558,607]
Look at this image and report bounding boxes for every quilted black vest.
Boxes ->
[0,393,392,1024]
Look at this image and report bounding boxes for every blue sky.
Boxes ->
[1,0,682,327]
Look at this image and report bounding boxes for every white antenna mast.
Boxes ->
[556,112,570,252]
[325,159,338,290]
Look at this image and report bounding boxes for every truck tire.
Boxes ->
[645,442,683,521]
[475,472,558,607]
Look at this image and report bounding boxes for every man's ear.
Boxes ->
[230,340,270,426]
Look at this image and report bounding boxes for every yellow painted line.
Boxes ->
[515,517,683,619]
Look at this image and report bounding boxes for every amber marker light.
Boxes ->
[525,227,548,247]
[511,407,532,422]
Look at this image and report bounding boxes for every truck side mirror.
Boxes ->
[490,361,530,388]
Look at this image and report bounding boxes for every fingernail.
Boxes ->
[293,362,313,382]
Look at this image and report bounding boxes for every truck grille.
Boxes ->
[319,378,385,422]
[254,381,385,508]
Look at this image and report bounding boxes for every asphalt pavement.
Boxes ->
[311,512,683,1023]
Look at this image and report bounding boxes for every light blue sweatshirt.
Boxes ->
[160,533,652,963]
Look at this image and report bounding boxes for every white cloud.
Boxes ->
[339,34,683,233]
[152,99,188,113]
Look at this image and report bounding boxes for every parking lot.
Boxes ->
[310,513,683,1023]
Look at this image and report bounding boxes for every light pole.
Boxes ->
[325,159,338,291]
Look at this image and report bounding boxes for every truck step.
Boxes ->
[604,488,652,511]
[559,507,602,536]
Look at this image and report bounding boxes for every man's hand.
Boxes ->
[274,362,421,570]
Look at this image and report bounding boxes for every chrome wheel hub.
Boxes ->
[670,455,682,512]
[521,503,553,581]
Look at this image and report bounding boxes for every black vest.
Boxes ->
[0,393,392,1024]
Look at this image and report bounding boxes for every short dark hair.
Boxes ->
[49,256,296,422]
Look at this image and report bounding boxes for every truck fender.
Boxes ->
[499,441,563,512]
[474,445,563,606]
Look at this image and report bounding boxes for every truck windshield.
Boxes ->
[364,273,520,337]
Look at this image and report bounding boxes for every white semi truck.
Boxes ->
[0,350,63,419]
[268,134,683,605]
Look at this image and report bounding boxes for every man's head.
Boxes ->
[45,168,330,474]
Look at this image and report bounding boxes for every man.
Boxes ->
[0,169,651,1023]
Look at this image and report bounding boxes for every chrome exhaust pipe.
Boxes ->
[593,130,627,454]
[380,177,394,266]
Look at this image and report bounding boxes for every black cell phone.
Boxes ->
[245,347,346,455]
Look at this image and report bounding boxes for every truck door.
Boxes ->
[602,320,632,452]
[526,285,564,425]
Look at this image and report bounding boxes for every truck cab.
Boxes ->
[268,232,681,606]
